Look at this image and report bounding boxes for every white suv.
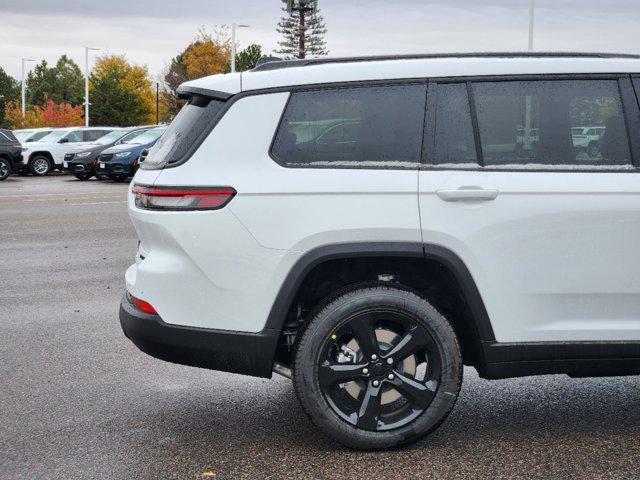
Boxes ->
[21,126,115,175]
[120,53,640,450]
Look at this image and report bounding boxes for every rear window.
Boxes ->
[271,84,426,167]
[141,96,225,170]
[0,130,18,143]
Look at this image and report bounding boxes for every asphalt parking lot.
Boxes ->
[2,174,640,479]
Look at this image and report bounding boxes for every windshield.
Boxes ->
[39,130,69,142]
[117,129,147,144]
[94,130,126,145]
[14,131,32,142]
[124,128,165,145]
[28,130,52,142]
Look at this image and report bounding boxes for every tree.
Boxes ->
[3,97,82,129]
[276,0,328,59]
[234,44,263,72]
[4,100,39,129]
[38,98,84,127]
[0,67,20,128]
[26,55,84,107]
[89,55,155,126]
[161,28,232,121]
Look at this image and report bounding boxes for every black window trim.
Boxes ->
[422,73,640,173]
[268,79,429,171]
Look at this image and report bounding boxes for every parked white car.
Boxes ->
[13,128,54,144]
[21,126,116,175]
[120,52,640,450]
[572,126,606,157]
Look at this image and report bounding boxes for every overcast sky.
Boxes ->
[1,0,639,82]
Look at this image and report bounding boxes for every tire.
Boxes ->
[587,141,600,158]
[293,286,463,450]
[74,173,92,181]
[30,155,52,176]
[0,158,10,181]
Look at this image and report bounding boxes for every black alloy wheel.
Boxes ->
[0,158,10,181]
[293,286,462,450]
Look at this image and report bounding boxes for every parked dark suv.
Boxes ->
[0,129,23,181]
[64,127,153,180]
[96,127,166,181]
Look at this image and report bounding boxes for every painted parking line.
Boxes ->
[0,192,109,198]
[23,195,125,202]
[68,201,128,206]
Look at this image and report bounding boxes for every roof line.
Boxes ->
[252,52,640,72]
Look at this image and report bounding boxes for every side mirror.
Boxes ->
[58,138,69,144]
[139,149,149,163]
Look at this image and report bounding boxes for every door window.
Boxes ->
[472,80,632,168]
[65,130,83,142]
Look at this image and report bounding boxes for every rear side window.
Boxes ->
[141,96,225,170]
[430,79,634,169]
[271,84,426,167]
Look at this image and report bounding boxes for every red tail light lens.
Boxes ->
[132,184,236,211]
[129,294,158,314]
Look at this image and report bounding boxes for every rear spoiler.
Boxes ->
[176,85,233,101]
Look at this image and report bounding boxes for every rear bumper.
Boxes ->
[119,294,280,378]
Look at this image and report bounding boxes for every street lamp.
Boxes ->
[231,23,250,73]
[21,58,35,118]
[84,46,100,127]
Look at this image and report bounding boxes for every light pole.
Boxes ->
[528,0,535,51]
[21,58,35,118]
[84,47,100,127]
[524,0,535,151]
[230,23,250,73]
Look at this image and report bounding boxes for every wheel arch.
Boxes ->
[266,242,496,368]
[28,151,54,163]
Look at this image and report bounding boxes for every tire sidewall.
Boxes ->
[293,287,463,450]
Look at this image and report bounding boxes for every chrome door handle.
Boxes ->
[436,188,499,202]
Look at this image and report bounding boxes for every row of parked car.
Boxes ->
[0,125,167,181]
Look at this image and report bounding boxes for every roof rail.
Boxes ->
[252,52,640,72]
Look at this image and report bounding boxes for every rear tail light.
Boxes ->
[129,294,157,314]
[132,184,236,211]
[12,144,21,148]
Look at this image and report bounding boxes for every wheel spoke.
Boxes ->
[384,325,435,362]
[356,381,382,430]
[318,361,367,387]
[350,314,380,358]
[390,372,437,409]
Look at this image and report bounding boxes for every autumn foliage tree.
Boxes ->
[161,28,232,120]
[38,99,84,127]
[4,98,83,129]
[89,55,155,126]
[0,67,20,128]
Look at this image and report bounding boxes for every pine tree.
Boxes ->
[275,0,328,59]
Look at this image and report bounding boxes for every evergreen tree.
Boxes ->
[26,55,84,107]
[275,0,328,59]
